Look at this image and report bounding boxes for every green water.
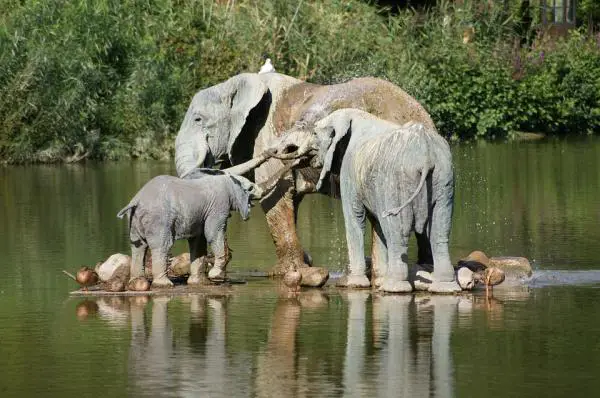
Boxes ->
[1,138,600,397]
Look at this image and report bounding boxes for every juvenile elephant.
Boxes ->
[277,109,460,293]
[174,72,436,275]
[117,173,263,288]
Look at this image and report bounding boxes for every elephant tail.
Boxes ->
[117,202,136,219]
[382,166,429,218]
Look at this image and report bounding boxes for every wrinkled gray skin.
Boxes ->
[174,72,436,275]
[117,173,263,288]
[275,109,460,293]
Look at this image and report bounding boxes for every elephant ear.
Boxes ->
[315,114,352,192]
[229,176,251,221]
[223,74,269,165]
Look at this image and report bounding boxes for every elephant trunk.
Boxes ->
[269,132,317,161]
[176,133,209,178]
[221,142,314,176]
[222,152,272,175]
[255,157,306,194]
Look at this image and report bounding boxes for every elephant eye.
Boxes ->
[194,116,202,122]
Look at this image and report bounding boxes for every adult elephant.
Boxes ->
[174,72,435,275]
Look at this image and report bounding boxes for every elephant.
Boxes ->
[174,71,436,275]
[117,172,263,288]
[273,109,460,293]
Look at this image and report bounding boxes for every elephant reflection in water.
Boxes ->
[128,296,177,393]
[341,292,460,398]
[254,290,331,398]
[255,299,302,397]
[125,294,235,396]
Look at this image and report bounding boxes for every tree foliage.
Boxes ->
[0,0,599,163]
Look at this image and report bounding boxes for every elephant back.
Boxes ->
[349,78,435,130]
[271,77,436,136]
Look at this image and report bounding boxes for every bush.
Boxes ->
[0,0,599,163]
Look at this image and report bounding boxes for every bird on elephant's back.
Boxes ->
[173,71,438,276]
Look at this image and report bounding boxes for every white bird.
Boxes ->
[258,58,275,74]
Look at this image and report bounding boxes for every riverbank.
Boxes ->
[1,0,599,164]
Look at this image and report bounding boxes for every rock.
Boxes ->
[104,277,126,292]
[169,253,191,277]
[96,253,131,282]
[460,250,490,267]
[76,267,99,289]
[299,267,329,288]
[483,267,506,286]
[127,277,151,292]
[457,267,476,290]
[167,252,215,277]
[414,269,433,291]
[489,256,532,278]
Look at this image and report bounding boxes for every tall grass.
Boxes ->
[1,0,599,163]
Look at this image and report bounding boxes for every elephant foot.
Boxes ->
[336,274,371,289]
[268,250,313,276]
[208,267,226,281]
[270,260,310,277]
[380,278,413,293]
[151,276,174,288]
[429,280,461,294]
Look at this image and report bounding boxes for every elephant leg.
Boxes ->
[206,226,229,281]
[380,209,413,293]
[187,236,209,285]
[130,242,147,280]
[337,196,370,289]
[150,247,174,288]
[293,193,314,266]
[429,186,461,293]
[261,176,308,276]
[129,228,147,280]
[369,216,388,289]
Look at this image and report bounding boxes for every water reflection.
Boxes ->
[127,294,233,396]
[255,298,302,397]
[4,139,600,397]
[71,288,521,397]
[344,293,459,397]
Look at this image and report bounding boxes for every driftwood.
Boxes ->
[69,282,240,297]
[62,270,77,281]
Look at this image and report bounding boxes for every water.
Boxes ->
[1,138,600,397]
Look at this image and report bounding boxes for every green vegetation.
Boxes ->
[1,0,599,163]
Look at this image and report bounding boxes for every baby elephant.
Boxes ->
[117,173,263,288]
